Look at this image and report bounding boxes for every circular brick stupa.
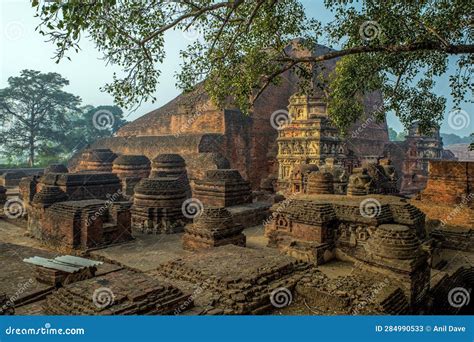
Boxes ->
[78,149,118,172]
[151,154,186,178]
[306,171,334,195]
[112,155,151,179]
[131,177,187,234]
[367,224,422,260]
[182,207,246,251]
[150,154,191,195]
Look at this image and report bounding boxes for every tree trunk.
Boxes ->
[28,134,35,167]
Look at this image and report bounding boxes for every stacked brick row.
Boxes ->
[43,270,191,315]
[156,245,313,314]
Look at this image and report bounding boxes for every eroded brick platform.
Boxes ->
[44,269,191,315]
[155,245,314,314]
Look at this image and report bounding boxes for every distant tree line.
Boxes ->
[388,127,407,142]
[0,70,127,167]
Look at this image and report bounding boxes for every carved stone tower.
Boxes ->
[276,94,346,191]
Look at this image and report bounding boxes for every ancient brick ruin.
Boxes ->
[384,123,457,194]
[76,148,118,172]
[20,172,132,251]
[1,48,471,317]
[155,245,313,314]
[421,160,473,207]
[277,94,346,191]
[194,169,252,207]
[150,154,191,195]
[131,177,188,234]
[112,154,151,197]
[44,270,191,315]
[265,194,431,307]
[182,207,246,250]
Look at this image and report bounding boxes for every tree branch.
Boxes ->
[140,1,235,45]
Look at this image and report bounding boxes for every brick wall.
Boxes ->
[421,160,473,206]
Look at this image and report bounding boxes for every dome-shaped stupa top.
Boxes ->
[113,155,151,167]
[152,154,185,164]
[367,224,421,260]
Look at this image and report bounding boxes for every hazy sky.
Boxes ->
[0,0,472,136]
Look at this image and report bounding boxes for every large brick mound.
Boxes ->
[69,45,389,189]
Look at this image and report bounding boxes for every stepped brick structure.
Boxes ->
[421,160,473,207]
[306,171,334,195]
[264,194,430,306]
[194,169,252,207]
[112,155,151,179]
[277,94,346,191]
[155,245,313,314]
[428,266,474,314]
[150,154,191,195]
[43,270,192,315]
[35,172,122,200]
[28,187,131,250]
[131,177,188,234]
[295,272,410,315]
[0,171,27,187]
[19,172,130,250]
[112,155,151,197]
[182,207,246,250]
[76,148,118,172]
[151,154,186,178]
[69,45,390,190]
[364,224,429,306]
[264,195,426,261]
